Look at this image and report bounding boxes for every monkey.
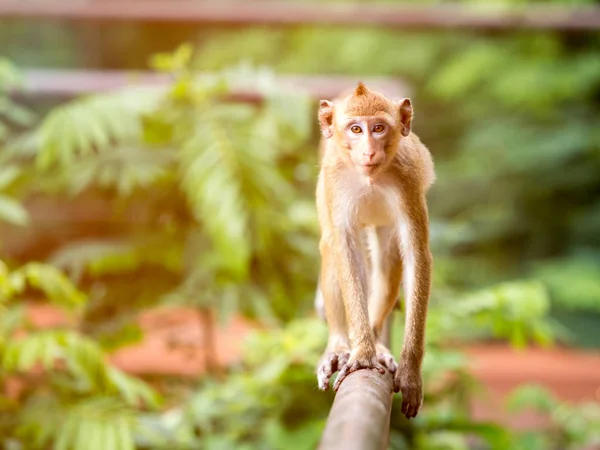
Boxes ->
[314,82,435,419]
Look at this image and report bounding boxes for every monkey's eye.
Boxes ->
[373,124,385,133]
[350,125,362,134]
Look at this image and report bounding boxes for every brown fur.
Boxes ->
[345,84,394,117]
[315,83,434,419]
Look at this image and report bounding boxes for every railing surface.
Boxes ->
[15,69,410,100]
[318,369,394,450]
[318,317,395,450]
[0,1,600,30]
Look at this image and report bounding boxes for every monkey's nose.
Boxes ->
[363,152,375,162]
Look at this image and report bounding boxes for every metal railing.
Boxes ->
[318,369,395,450]
[15,69,410,100]
[318,317,395,450]
[1,1,600,30]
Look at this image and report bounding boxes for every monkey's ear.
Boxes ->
[318,100,334,139]
[398,98,413,137]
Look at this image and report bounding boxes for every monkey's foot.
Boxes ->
[317,350,350,391]
[375,343,398,375]
[395,368,423,419]
[332,351,387,392]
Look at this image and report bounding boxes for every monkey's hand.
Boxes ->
[394,366,423,419]
[332,347,387,392]
[317,349,350,391]
[375,343,398,375]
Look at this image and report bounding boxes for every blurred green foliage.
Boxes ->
[1,1,600,447]
[131,295,597,450]
[7,5,599,341]
[0,259,160,450]
[183,26,600,328]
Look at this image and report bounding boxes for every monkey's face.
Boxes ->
[340,117,395,177]
[318,82,413,179]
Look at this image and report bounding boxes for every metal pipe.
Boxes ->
[318,368,394,450]
[319,314,395,450]
[1,2,599,30]
[13,69,410,101]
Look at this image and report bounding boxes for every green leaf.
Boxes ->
[0,97,36,126]
[180,114,252,279]
[427,42,508,100]
[36,87,163,170]
[506,385,559,414]
[532,256,600,312]
[18,262,86,310]
[0,57,22,89]
[55,397,136,450]
[0,165,21,189]
[0,304,24,335]
[49,238,183,281]
[65,147,175,196]
[16,394,65,449]
[172,42,194,70]
[0,194,29,226]
[106,367,162,409]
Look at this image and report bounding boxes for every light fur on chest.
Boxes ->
[333,171,403,232]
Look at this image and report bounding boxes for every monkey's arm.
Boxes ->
[323,181,386,391]
[397,194,432,418]
[331,225,373,356]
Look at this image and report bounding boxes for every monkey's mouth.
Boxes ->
[360,162,380,171]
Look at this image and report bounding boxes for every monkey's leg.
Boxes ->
[316,239,351,391]
[367,227,402,374]
[394,198,433,419]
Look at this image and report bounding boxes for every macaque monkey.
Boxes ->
[315,82,435,419]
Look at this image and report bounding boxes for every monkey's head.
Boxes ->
[318,82,412,178]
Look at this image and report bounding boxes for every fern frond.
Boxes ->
[0,194,29,226]
[0,97,36,128]
[0,305,25,340]
[16,393,64,449]
[0,57,22,89]
[55,397,136,450]
[48,238,183,281]
[48,240,131,282]
[180,108,251,279]
[506,384,559,414]
[105,367,161,409]
[15,263,86,311]
[66,147,176,196]
[60,331,110,388]
[179,99,296,279]
[2,329,161,411]
[428,280,554,348]
[2,331,103,382]
[35,87,164,170]
[0,260,13,302]
[17,393,135,450]
[0,260,85,311]
[260,90,314,151]
[0,165,21,189]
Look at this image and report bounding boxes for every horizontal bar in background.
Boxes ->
[16,69,411,100]
[0,1,599,30]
